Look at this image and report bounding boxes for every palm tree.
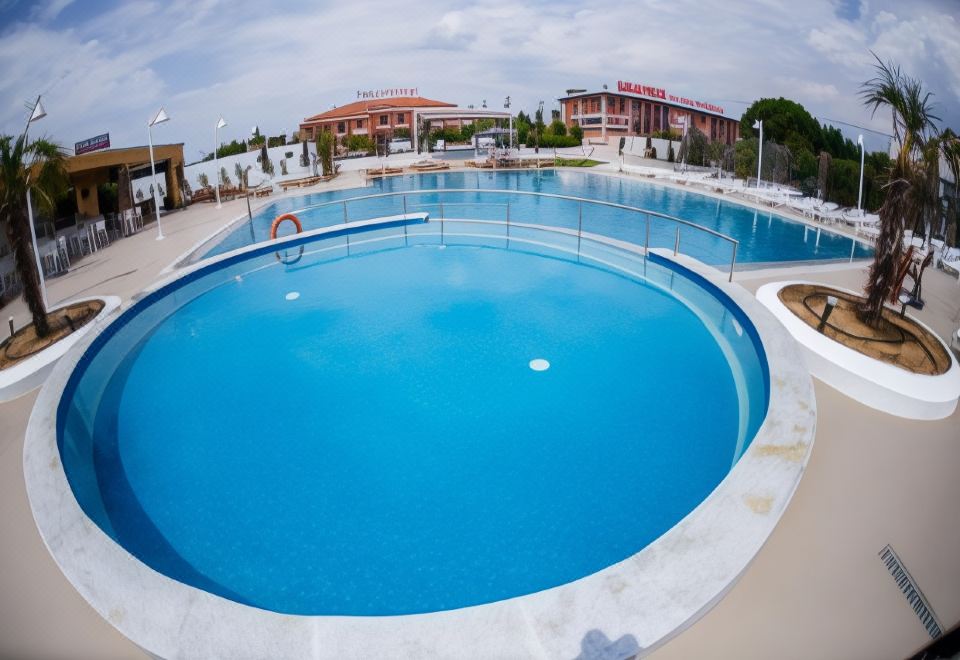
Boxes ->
[858,55,942,325]
[0,134,68,337]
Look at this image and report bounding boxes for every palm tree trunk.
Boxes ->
[4,206,49,337]
[860,177,907,324]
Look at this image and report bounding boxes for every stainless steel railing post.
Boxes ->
[342,200,348,224]
[729,242,738,282]
[645,213,650,256]
[674,226,680,256]
[577,201,583,254]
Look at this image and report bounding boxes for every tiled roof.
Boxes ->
[303,97,456,122]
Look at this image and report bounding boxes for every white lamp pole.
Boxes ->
[504,96,512,152]
[23,95,49,312]
[857,134,865,214]
[147,107,170,240]
[215,116,227,209]
[753,119,763,191]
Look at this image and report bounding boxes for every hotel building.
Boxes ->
[560,80,740,145]
[299,93,509,152]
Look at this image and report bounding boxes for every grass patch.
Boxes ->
[554,158,602,167]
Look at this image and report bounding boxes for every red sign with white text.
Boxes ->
[617,80,724,115]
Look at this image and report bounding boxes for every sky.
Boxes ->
[1,0,958,160]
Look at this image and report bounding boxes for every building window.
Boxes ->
[619,97,626,114]
[379,114,389,126]
[337,121,346,134]
[356,119,364,129]
[397,113,405,124]
[701,115,706,124]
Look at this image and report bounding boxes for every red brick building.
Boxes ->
[560,80,740,145]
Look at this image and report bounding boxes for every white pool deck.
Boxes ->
[1,166,958,659]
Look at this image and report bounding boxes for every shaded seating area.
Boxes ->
[30,206,146,278]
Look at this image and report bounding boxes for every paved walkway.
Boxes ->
[1,171,958,659]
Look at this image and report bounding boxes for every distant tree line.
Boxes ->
[736,97,892,210]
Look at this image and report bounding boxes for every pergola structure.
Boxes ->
[65,144,185,218]
[413,108,511,154]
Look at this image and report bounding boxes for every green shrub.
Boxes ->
[539,134,581,148]
[345,134,375,153]
[317,131,335,176]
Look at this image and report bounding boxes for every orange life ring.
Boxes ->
[270,213,302,239]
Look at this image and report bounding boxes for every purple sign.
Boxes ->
[75,133,110,155]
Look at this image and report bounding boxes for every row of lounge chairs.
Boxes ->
[362,161,451,178]
[278,175,331,191]
[616,166,960,280]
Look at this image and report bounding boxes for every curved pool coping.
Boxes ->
[0,296,121,403]
[24,221,816,659]
[757,280,960,420]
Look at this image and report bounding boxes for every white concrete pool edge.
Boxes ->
[23,231,816,659]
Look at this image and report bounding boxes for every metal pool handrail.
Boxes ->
[284,189,741,281]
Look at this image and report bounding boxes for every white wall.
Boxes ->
[174,142,319,199]
[649,138,676,161]
[621,136,680,161]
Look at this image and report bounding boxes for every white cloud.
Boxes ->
[29,0,75,22]
[775,78,841,102]
[0,0,957,159]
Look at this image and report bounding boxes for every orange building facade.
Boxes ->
[560,80,740,145]
[298,96,457,145]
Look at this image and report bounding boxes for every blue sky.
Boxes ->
[1,0,958,159]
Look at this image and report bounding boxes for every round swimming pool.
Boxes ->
[55,219,769,617]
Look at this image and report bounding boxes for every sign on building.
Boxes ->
[356,87,419,100]
[75,133,110,155]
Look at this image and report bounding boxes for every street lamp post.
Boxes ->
[215,116,227,209]
[147,107,170,240]
[504,96,512,152]
[753,119,763,192]
[857,134,865,214]
[22,95,49,312]
[537,100,544,153]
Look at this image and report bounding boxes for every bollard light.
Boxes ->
[817,295,838,333]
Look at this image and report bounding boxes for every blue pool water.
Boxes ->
[60,220,768,615]
[204,170,872,266]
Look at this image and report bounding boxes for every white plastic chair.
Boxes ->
[56,235,70,268]
[39,240,66,276]
[91,219,110,250]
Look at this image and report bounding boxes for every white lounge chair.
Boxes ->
[937,246,959,279]
[843,211,879,230]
